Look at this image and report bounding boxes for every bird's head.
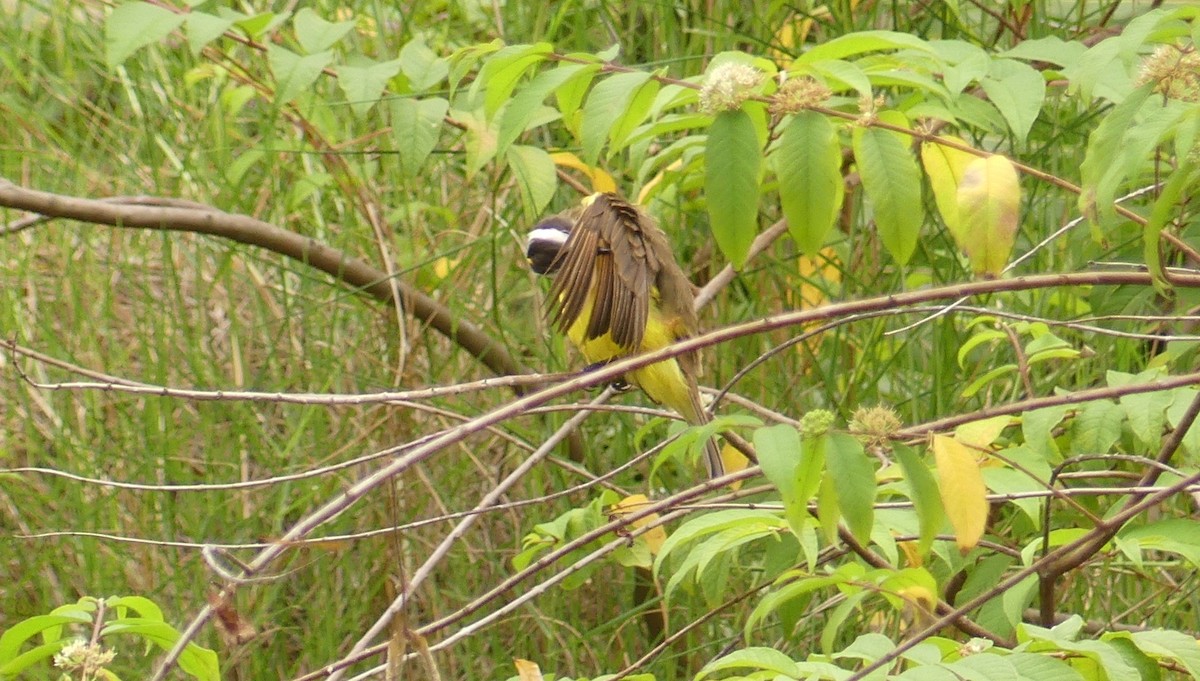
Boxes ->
[525,214,573,275]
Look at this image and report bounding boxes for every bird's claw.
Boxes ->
[581,360,632,393]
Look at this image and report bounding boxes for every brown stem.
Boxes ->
[0,179,528,381]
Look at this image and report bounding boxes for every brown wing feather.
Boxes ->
[588,248,615,340]
[546,193,700,358]
[597,195,652,349]
[546,216,599,334]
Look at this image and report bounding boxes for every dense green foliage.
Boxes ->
[2,1,1200,680]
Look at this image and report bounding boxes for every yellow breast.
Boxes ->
[565,285,696,420]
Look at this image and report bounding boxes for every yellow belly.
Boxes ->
[566,291,698,422]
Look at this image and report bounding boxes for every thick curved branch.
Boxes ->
[0,179,528,380]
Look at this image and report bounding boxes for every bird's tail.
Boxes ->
[632,358,724,479]
[678,376,724,480]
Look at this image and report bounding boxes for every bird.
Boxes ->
[525,193,724,478]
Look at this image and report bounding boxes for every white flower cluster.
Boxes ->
[53,638,117,676]
[699,62,764,114]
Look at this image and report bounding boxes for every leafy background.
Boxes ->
[2,1,1200,680]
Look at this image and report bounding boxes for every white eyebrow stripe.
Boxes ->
[525,227,570,250]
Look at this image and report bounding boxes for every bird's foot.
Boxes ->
[581,360,633,393]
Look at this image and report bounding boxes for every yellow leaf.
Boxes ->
[955,155,1021,277]
[770,6,833,67]
[897,539,923,567]
[610,494,667,554]
[432,256,459,280]
[769,17,811,67]
[898,584,937,613]
[898,583,937,631]
[636,158,683,204]
[931,434,988,554]
[514,659,543,681]
[919,137,975,240]
[720,443,750,490]
[787,248,842,371]
[549,151,617,193]
[953,415,1014,450]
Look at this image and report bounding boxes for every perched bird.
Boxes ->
[525,193,723,478]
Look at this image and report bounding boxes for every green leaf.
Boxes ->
[664,522,782,601]
[808,59,871,97]
[797,30,935,63]
[818,464,840,543]
[0,640,71,678]
[705,108,761,269]
[105,2,186,68]
[961,364,1017,399]
[506,145,557,222]
[1144,151,1200,294]
[224,149,264,187]
[894,444,944,558]
[1000,575,1037,629]
[398,38,449,92]
[337,60,402,118]
[796,433,827,505]
[1077,83,1154,230]
[292,8,354,54]
[229,9,288,40]
[1128,629,1200,677]
[626,113,709,163]
[824,433,875,545]
[944,653,1020,679]
[756,424,809,538]
[930,40,990,95]
[497,63,593,156]
[184,12,235,56]
[852,117,922,266]
[446,39,502,97]
[1108,635,1165,681]
[744,575,840,637]
[1166,389,1200,459]
[454,107,499,179]
[838,632,897,665]
[696,646,801,679]
[267,45,333,105]
[0,614,92,663]
[476,43,552,120]
[1121,519,1200,566]
[107,596,164,622]
[1007,652,1086,681]
[608,77,660,156]
[1022,405,1068,462]
[654,509,785,579]
[103,620,220,681]
[579,71,652,165]
[1118,387,1175,448]
[1034,636,1141,679]
[822,590,870,655]
[1069,400,1122,455]
[957,328,1007,367]
[979,59,1045,143]
[391,97,448,177]
[774,112,843,255]
[756,424,800,500]
[1001,36,1088,68]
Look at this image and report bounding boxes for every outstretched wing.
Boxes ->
[547,194,657,350]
